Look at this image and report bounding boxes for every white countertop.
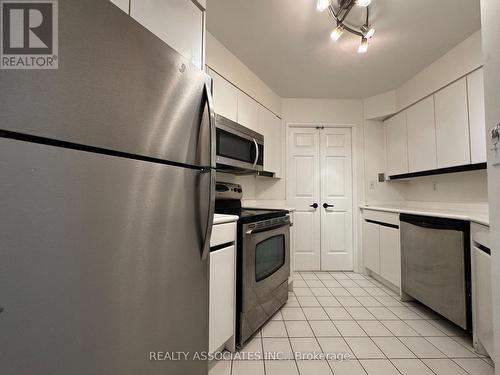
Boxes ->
[213,214,239,225]
[360,203,489,227]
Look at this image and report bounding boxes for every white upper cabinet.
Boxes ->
[434,78,471,168]
[384,112,408,176]
[130,0,204,69]
[258,106,283,177]
[467,69,487,164]
[209,70,238,122]
[406,96,437,173]
[237,92,260,133]
[110,0,129,13]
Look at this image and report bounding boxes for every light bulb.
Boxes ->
[356,0,372,7]
[317,0,330,12]
[330,25,344,41]
[358,38,368,53]
[364,27,375,39]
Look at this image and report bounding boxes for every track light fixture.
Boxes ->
[317,0,375,53]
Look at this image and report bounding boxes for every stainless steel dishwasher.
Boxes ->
[400,214,471,331]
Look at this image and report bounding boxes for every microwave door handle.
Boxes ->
[252,139,259,167]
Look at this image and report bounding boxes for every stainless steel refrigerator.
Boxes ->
[0,0,215,374]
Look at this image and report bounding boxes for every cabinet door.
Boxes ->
[130,0,204,69]
[209,245,235,353]
[379,226,401,288]
[406,97,437,172]
[385,112,408,176]
[258,105,283,176]
[467,69,487,164]
[237,92,260,132]
[363,221,380,274]
[434,78,471,168]
[110,0,129,13]
[209,70,238,122]
[473,246,494,357]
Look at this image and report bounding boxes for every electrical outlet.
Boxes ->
[369,181,375,190]
[432,182,438,192]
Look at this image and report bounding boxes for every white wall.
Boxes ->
[363,31,483,120]
[363,91,396,121]
[392,170,488,204]
[205,32,281,116]
[397,31,482,111]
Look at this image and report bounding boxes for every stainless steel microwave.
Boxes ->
[215,114,264,172]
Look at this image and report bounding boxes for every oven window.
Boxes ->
[255,235,285,282]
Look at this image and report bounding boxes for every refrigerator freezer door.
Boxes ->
[0,0,212,169]
[0,139,210,375]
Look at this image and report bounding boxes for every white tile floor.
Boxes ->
[209,271,494,375]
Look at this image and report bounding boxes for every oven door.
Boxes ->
[240,218,290,345]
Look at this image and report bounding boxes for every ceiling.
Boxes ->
[206,0,481,99]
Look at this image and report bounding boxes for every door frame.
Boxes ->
[286,122,362,273]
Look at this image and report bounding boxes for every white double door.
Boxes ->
[288,126,353,271]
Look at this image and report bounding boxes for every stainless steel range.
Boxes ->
[215,182,291,348]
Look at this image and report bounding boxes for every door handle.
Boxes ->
[323,203,334,209]
[252,139,259,167]
[200,79,216,260]
[309,203,318,209]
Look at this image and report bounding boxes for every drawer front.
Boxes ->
[471,223,490,249]
[211,222,236,248]
[209,245,235,353]
[473,246,494,357]
[363,210,400,227]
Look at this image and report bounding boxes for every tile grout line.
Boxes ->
[251,272,491,373]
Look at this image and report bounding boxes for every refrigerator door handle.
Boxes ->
[200,79,216,260]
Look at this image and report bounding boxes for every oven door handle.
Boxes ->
[246,221,292,235]
[252,139,259,168]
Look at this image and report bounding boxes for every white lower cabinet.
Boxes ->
[363,210,401,289]
[209,221,236,353]
[209,244,235,353]
[379,226,401,287]
[471,223,494,358]
[363,221,380,274]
